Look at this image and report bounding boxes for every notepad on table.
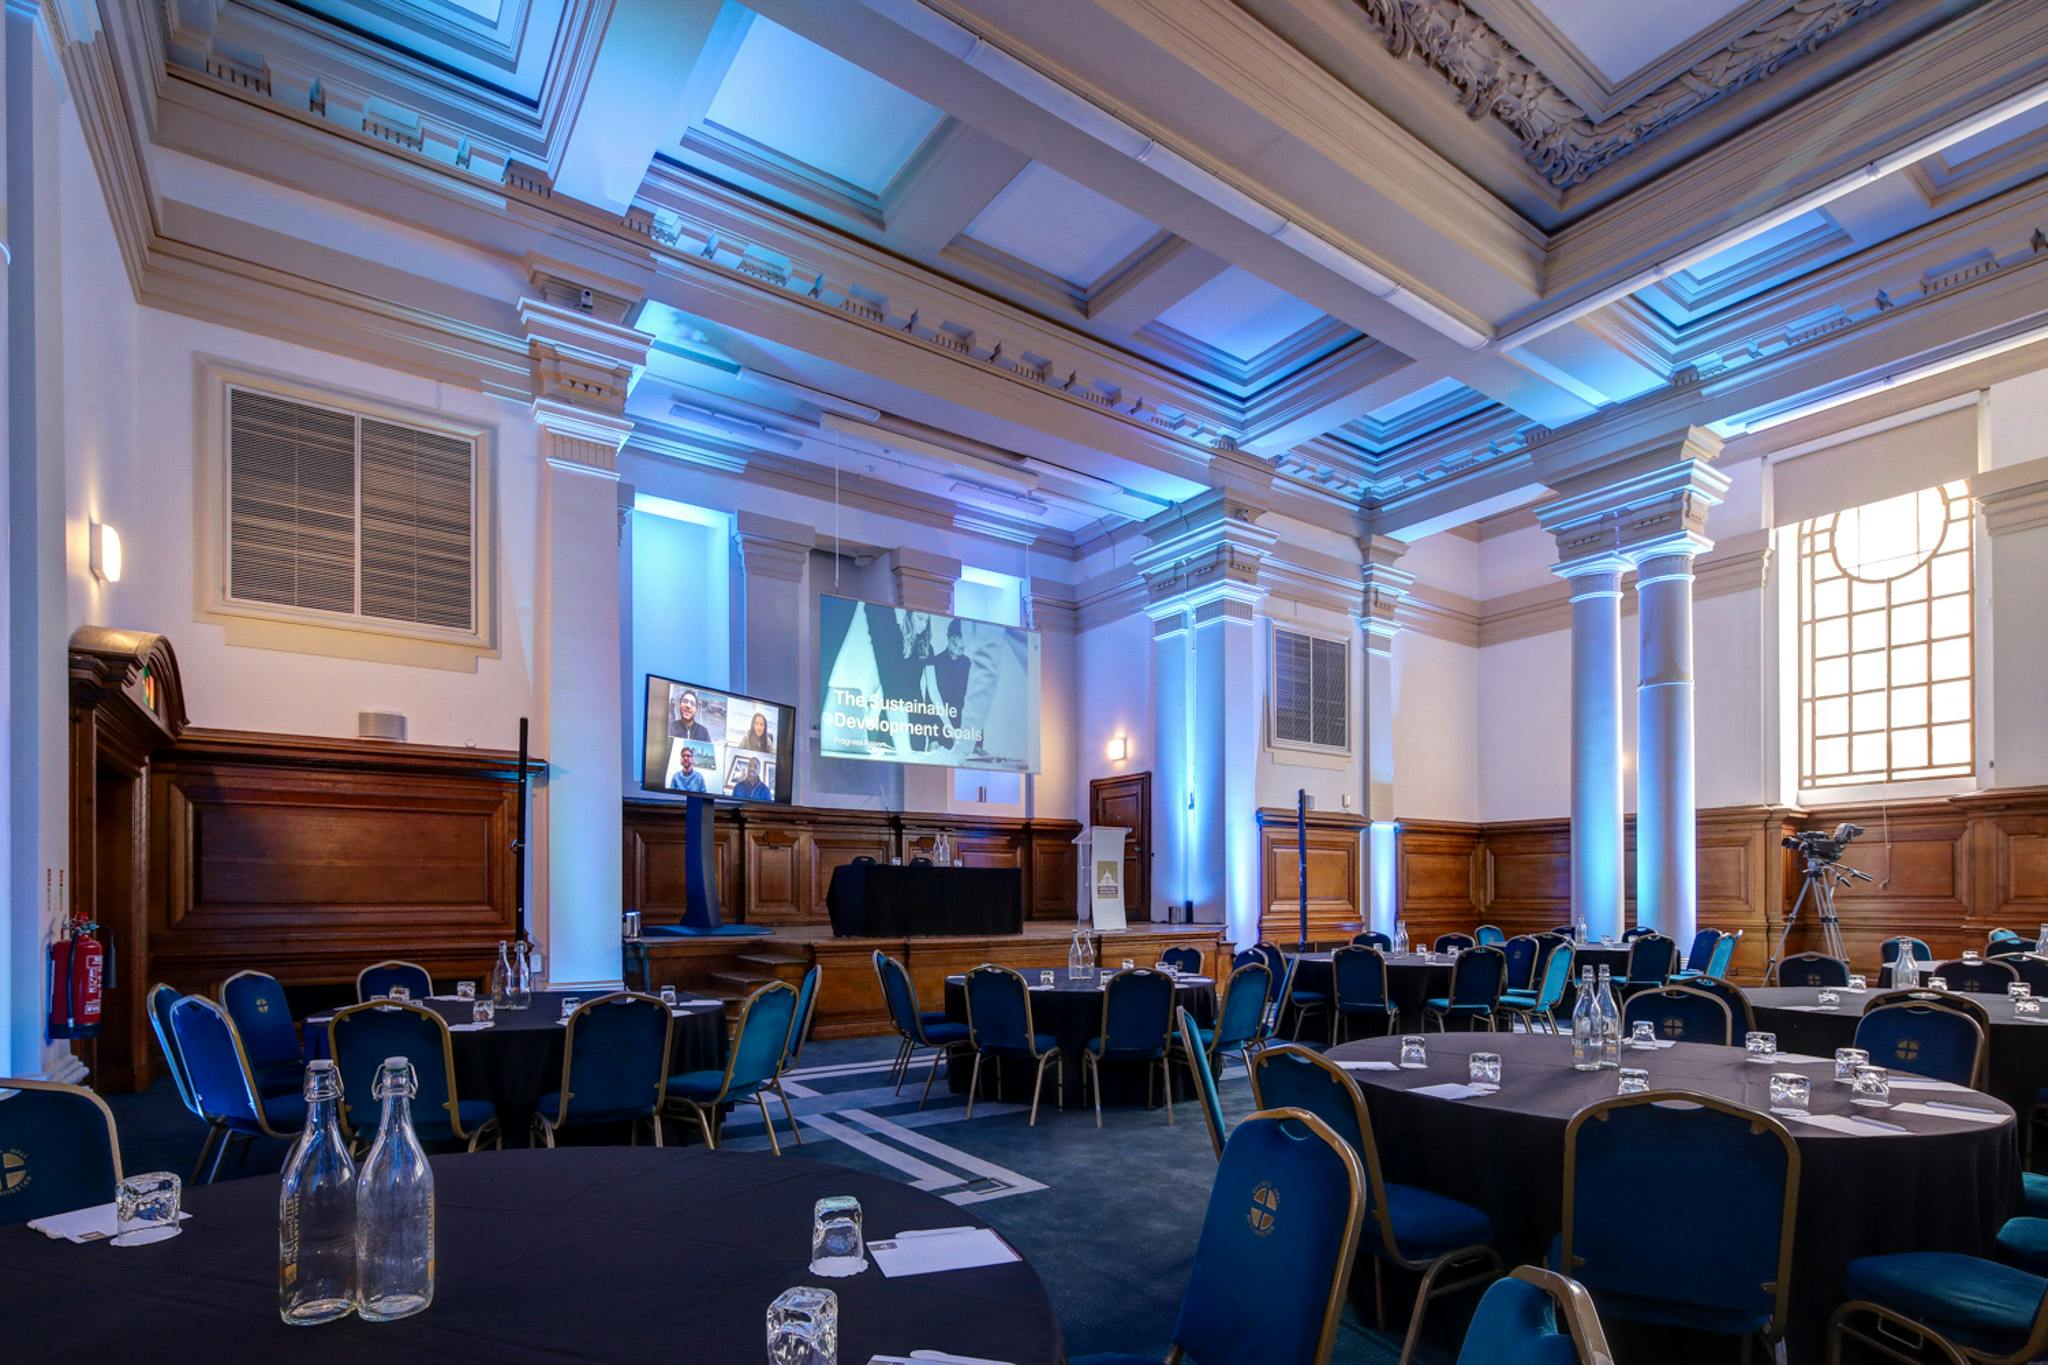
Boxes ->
[29,1203,192,1243]
[1893,1100,2007,1124]
[1336,1060,1399,1072]
[448,1022,493,1032]
[1885,1076,1969,1092]
[1782,1112,1905,1135]
[868,1354,1016,1364]
[870,1227,1020,1278]
[1410,1082,1493,1100]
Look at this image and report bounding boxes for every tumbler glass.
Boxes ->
[1834,1047,1870,1082]
[1468,1052,1502,1088]
[1927,976,1950,993]
[471,999,495,1027]
[660,986,679,1007]
[1120,959,1135,972]
[387,985,411,1003]
[2011,983,2033,1002]
[1818,989,1841,1008]
[1744,1031,1778,1064]
[1847,974,1868,993]
[1629,1022,1657,1049]
[1617,1068,1650,1095]
[1399,1036,1427,1068]
[1039,970,1055,989]
[454,981,476,1001]
[1852,1065,1892,1107]
[809,1196,865,1278]
[766,1286,839,1365]
[1963,950,1983,965]
[559,996,581,1022]
[1768,1072,1812,1116]
[113,1171,182,1247]
[2020,997,2043,1019]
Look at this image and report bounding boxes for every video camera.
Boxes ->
[1782,822,1865,865]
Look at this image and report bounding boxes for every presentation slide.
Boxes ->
[640,676,793,803]
[818,595,1041,773]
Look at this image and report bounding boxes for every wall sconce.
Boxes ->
[1107,734,1129,763]
[90,521,123,583]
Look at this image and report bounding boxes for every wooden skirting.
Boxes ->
[622,799,1083,930]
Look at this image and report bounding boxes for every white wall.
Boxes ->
[1394,630,1479,819]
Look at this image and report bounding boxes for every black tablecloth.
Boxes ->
[0,1148,1065,1364]
[305,991,727,1141]
[1326,1031,2018,1363]
[942,968,1218,1106]
[826,863,1023,936]
[1750,987,2048,1116]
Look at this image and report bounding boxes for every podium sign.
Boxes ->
[1089,826,1128,932]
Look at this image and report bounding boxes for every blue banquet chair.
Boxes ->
[1454,1266,1613,1365]
[1620,986,1736,1046]
[1989,929,2032,958]
[1500,943,1575,1035]
[1249,1045,1500,1364]
[1672,929,1740,983]
[1332,944,1399,1044]
[535,992,669,1149]
[667,979,798,1151]
[356,959,433,1002]
[1502,935,1541,993]
[218,969,304,1099]
[1084,967,1176,1127]
[148,983,222,1182]
[0,1080,122,1226]
[1674,928,1724,979]
[1684,975,1757,1037]
[328,1000,499,1151]
[1834,1252,2048,1363]
[2005,954,2048,996]
[1159,945,1204,975]
[1854,1001,1987,1088]
[770,964,821,1145]
[169,994,306,1181]
[1621,926,1654,942]
[1777,952,1851,987]
[1069,1108,1366,1365]
[1621,934,1679,992]
[1881,935,1936,967]
[1423,944,1507,1032]
[871,950,969,1107]
[1353,930,1393,951]
[1232,947,1264,972]
[1935,958,2019,995]
[962,965,1064,1126]
[1176,1006,1227,1160]
[1435,932,1477,953]
[1561,1090,1797,1350]
[1269,952,1331,1044]
[1475,924,1506,947]
[1178,960,1270,1077]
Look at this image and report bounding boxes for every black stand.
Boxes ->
[1295,788,1310,954]
[680,794,724,931]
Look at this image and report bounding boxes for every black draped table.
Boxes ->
[1326,1031,2017,1363]
[942,968,1218,1106]
[1750,986,2048,1116]
[826,863,1023,937]
[304,990,727,1142]
[0,1148,1066,1364]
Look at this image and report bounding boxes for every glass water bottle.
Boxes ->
[1570,968,1599,1071]
[279,1060,357,1326]
[526,936,547,992]
[356,1058,435,1323]
[1895,947,1921,990]
[489,940,512,1007]
[1393,920,1409,955]
[510,940,532,1009]
[1067,931,1083,980]
[1595,966,1622,1069]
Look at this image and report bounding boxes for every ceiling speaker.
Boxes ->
[358,711,407,742]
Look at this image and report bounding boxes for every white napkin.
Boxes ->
[448,1022,493,1032]
[1885,1076,1969,1092]
[29,1203,192,1243]
[1783,1112,1905,1135]
[868,1355,1015,1365]
[1409,1081,1492,1100]
[1336,1060,1399,1072]
[870,1227,1019,1278]
[1893,1100,2008,1125]
[427,995,470,1002]
[1767,1052,1832,1065]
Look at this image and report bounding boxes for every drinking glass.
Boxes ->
[455,981,476,1001]
[1617,1068,1649,1095]
[1120,958,1135,972]
[1847,974,1868,993]
[1744,1031,1778,1064]
[1447,945,1462,960]
[1398,1036,1427,1068]
[387,985,411,1003]
[1600,934,1615,947]
[2019,997,2043,1019]
[1818,989,1840,1008]
[1963,950,1983,965]
[809,1196,865,1278]
[1155,961,1175,979]
[1834,1047,1870,1082]
[1629,1022,1657,1049]
[1468,1052,1502,1088]
[471,998,495,1027]
[2011,983,2033,1002]
[113,1171,181,1247]
[767,1286,839,1365]
[559,996,581,1021]
[1768,1072,1812,1116]
[1927,976,1950,993]
[1039,970,1055,988]
[660,986,679,1007]
[1852,1065,1892,1107]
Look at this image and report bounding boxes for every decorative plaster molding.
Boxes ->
[1396,583,1483,647]
[1135,491,1277,615]
[1974,460,2048,536]
[1349,0,1890,187]
[531,398,632,475]
[1479,529,1773,644]
[734,512,814,585]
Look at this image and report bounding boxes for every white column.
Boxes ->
[733,512,812,797]
[890,546,962,815]
[1358,536,1413,938]
[1975,459,2048,787]
[1632,547,1705,942]
[1556,558,1629,940]
[1147,606,1193,921]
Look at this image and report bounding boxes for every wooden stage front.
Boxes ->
[631,922,1230,1040]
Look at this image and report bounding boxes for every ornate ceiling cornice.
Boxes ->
[1350,0,1890,187]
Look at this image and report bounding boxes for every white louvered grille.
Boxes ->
[360,418,475,631]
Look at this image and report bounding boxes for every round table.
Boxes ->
[1326,1031,2017,1363]
[1749,986,2048,1117]
[304,991,728,1142]
[1289,945,1636,1034]
[942,968,1218,1107]
[0,1148,1066,1363]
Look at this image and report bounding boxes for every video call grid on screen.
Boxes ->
[817,594,1042,774]
[641,676,793,803]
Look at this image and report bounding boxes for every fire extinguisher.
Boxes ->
[47,871,105,1042]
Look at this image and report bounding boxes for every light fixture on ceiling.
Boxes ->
[1107,733,1130,763]
[89,521,123,582]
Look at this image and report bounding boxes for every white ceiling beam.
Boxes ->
[1085,239,1229,335]
[883,124,1031,256]
[1240,358,1444,457]
[550,0,734,214]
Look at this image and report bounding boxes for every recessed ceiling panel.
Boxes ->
[1523,0,1753,85]
[1153,266,1325,364]
[961,163,1160,287]
[279,0,559,99]
[703,16,943,194]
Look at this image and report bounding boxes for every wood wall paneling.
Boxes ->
[1255,807,1366,944]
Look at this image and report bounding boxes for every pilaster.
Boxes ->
[1357,535,1413,936]
[1977,458,2048,787]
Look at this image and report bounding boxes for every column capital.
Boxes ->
[517,296,652,418]
[1028,583,1080,635]
[1975,457,2048,536]
[1540,426,1729,572]
[531,398,631,477]
[1357,535,1415,654]
[734,511,813,583]
[1135,489,1276,616]
[890,546,960,613]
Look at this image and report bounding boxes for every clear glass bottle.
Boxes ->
[526,935,547,992]
[1079,932,1095,982]
[1575,918,1588,945]
[1595,966,1622,1069]
[1393,919,1410,955]
[1570,968,1599,1071]
[279,1060,357,1326]
[489,940,512,1007]
[510,940,532,1009]
[356,1058,435,1323]
[1067,930,1083,980]
[1894,946,1921,990]
[2036,923,2047,957]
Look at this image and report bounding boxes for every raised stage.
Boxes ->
[628,921,1230,1040]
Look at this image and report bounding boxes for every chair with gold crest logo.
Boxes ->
[0,1079,122,1227]
[219,969,304,1100]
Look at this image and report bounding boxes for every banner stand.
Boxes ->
[1077,825,1128,933]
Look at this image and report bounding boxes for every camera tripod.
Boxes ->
[1768,847,1872,983]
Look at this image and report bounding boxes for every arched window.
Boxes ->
[1797,481,1973,789]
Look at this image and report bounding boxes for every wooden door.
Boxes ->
[1089,771,1152,920]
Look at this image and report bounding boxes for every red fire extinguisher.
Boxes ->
[47,872,104,1042]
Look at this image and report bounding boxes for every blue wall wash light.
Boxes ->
[1369,821,1400,937]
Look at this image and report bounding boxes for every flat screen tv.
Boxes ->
[639,676,795,803]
